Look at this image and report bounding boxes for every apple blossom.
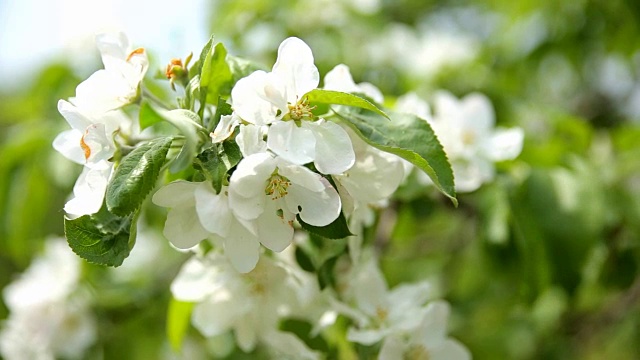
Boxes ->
[324,63,384,104]
[0,239,96,360]
[53,100,130,216]
[218,37,355,174]
[73,32,149,114]
[228,152,342,255]
[152,181,261,273]
[171,252,320,359]
[378,302,471,360]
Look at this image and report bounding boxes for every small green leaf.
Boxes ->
[203,43,233,104]
[193,35,214,80]
[64,208,138,267]
[305,89,389,119]
[335,109,457,205]
[106,137,172,216]
[194,146,226,193]
[227,55,265,82]
[194,140,243,193]
[207,97,233,132]
[145,106,202,173]
[167,297,195,353]
[139,101,165,130]
[297,212,353,239]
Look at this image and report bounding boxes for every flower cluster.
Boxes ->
[54,32,147,217]
[50,32,529,359]
[0,239,96,360]
[153,37,405,273]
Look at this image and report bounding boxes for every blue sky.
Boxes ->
[0,0,209,90]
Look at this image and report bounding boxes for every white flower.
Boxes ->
[73,32,148,114]
[324,63,384,104]
[332,254,435,345]
[228,152,342,255]
[152,181,261,273]
[53,100,128,216]
[397,91,524,192]
[0,239,96,360]
[224,37,355,174]
[171,252,320,359]
[431,91,524,192]
[378,302,471,360]
[332,129,404,261]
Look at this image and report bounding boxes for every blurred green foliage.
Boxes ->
[1,0,640,359]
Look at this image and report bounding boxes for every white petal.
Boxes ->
[96,32,129,67]
[357,82,384,104]
[276,160,324,192]
[223,221,261,273]
[486,127,524,161]
[414,301,451,348]
[195,182,232,237]
[272,37,319,100]
[152,180,199,207]
[396,92,432,120]
[192,297,249,338]
[324,64,359,93]
[257,199,294,252]
[57,99,91,131]
[53,129,86,165]
[429,339,472,360]
[74,69,133,113]
[229,153,276,198]
[304,120,355,174]
[232,70,286,125]
[170,256,219,302]
[82,123,115,166]
[64,166,110,216]
[163,204,210,249]
[347,327,389,345]
[236,124,267,156]
[387,281,433,315]
[211,113,240,143]
[337,146,404,203]
[228,190,267,221]
[233,315,259,352]
[267,121,316,165]
[286,179,341,226]
[452,160,491,193]
[261,330,320,360]
[378,336,406,360]
[461,92,495,133]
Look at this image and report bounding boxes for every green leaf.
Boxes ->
[227,55,264,82]
[106,137,172,216]
[304,89,389,119]
[194,141,243,193]
[167,297,195,353]
[191,35,214,79]
[144,105,202,173]
[139,101,165,130]
[201,43,233,105]
[297,211,353,239]
[207,97,233,132]
[64,208,138,267]
[335,109,457,205]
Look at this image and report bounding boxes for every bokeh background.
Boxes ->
[1,0,639,359]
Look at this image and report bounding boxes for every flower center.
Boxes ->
[80,135,91,160]
[405,345,430,360]
[265,173,291,200]
[287,98,316,121]
[462,129,476,145]
[126,47,146,62]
